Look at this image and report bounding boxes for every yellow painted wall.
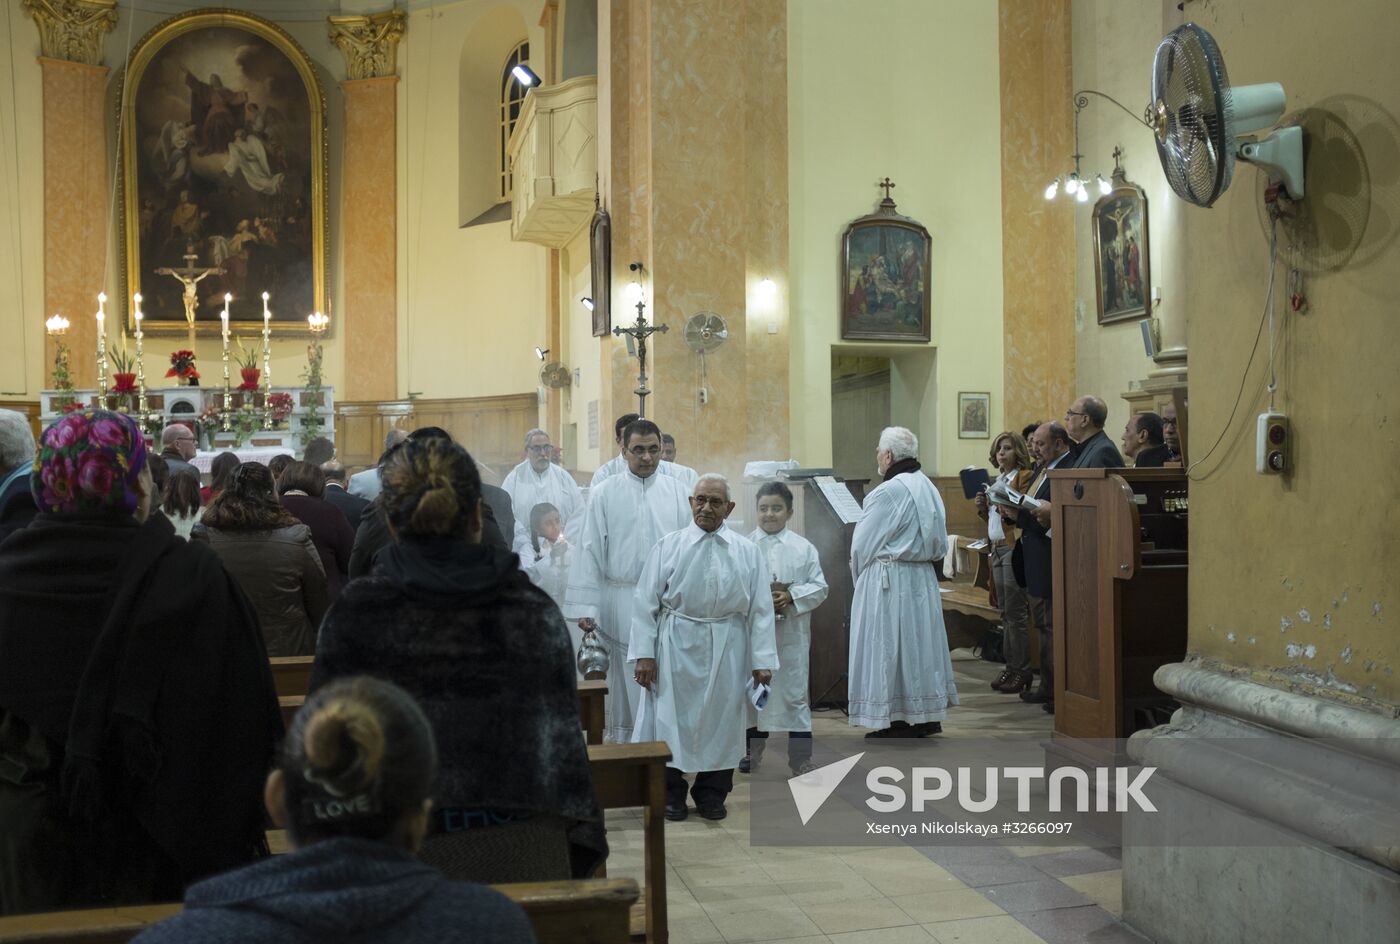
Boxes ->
[0,7,44,399]
[1070,0,1166,421]
[788,0,1004,475]
[1167,1,1400,705]
[560,225,603,471]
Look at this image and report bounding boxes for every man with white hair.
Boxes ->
[0,410,37,540]
[631,473,778,821]
[566,418,691,742]
[501,428,584,556]
[847,426,958,737]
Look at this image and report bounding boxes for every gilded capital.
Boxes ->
[22,0,117,67]
[328,10,407,81]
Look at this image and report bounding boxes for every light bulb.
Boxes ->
[626,281,643,304]
[580,297,595,311]
[757,278,778,304]
[1064,176,1079,196]
[1097,174,1111,196]
[1044,178,1059,200]
[1076,185,1089,203]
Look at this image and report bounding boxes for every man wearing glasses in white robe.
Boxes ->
[630,474,778,822]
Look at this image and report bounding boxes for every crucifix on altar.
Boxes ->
[155,242,225,353]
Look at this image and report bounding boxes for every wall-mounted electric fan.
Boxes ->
[1150,22,1304,208]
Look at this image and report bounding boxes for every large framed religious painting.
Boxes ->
[117,11,327,335]
[589,196,612,337]
[840,185,932,342]
[1092,172,1150,325]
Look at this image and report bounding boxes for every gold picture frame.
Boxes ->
[117,9,328,336]
[1092,168,1150,326]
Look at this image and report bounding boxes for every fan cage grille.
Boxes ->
[1153,23,1236,207]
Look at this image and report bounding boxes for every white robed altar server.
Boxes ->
[631,474,778,820]
[564,420,691,742]
[747,486,828,736]
[848,426,959,735]
[589,411,699,490]
[501,428,585,556]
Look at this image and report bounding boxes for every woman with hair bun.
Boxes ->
[311,435,606,882]
[133,677,534,943]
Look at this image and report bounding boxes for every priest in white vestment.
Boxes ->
[502,428,584,557]
[589,412,699,490]
[742,481,827,775]
[848,426,959,736]
[564,420,691,742]
[631,474,778,821]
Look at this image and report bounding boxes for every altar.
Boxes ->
[39,385,335,457]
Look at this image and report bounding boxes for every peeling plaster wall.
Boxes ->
[1175,0,1400,705]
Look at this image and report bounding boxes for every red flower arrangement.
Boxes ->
[60,400,87,414]
[111,373,137,394]
[166,350,200,383]
[266,391,295,424]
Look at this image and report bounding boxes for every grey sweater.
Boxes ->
[131,837,534,943]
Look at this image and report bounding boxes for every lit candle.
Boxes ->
[261,291,271,392]
[96,292,107,397]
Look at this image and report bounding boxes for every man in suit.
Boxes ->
[1121,412,1171,468]
[1006,422,1073,712]
[348,428,408,500]
[320,460,371,527]
[1064,395,1125,470]
[0,410,36,541]
[348,427,516,577]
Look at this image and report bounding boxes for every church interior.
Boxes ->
[0,0,1397,942]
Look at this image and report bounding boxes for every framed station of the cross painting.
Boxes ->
[1092,172,1150,325]
[117,10,327,335]
[840,190,932,343]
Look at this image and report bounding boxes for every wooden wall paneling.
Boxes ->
[333,394,538,474]
[0,401,42,439]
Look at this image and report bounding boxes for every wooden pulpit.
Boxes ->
[1048,468,1189,742]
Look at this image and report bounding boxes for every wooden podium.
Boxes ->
[1048,468,1188,742]
[787,474,866,709]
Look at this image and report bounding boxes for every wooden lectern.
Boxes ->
[1047,468,1188,742]
[786,474,866,709]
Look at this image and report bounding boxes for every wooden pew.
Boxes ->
[587,742,671,944]
[0,878,640,944]
[268,656,313,699]
[275,679,610,747]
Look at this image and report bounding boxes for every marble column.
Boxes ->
[24,0,118,394]
[998,0,1075,424]
[329,11,405,402]
[601,0,789,480]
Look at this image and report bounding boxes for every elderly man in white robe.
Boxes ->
[631,474,778,821]
[502,427,584,556]
[565,419,691,742]
[848,426,959,737]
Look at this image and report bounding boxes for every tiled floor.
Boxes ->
[604,652,1151,944]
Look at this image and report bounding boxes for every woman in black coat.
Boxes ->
[309,434,605,882]
[0,410,281,915]
[277,460,355,600]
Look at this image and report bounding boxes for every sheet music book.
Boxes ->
[814,475,864,524]
[986,478,1042,511]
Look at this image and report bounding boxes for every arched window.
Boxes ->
[499,40,530,203]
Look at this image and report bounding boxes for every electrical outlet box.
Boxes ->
[1256,412,1289,474]
[699,387,709,405]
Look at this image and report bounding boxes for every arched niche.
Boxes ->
[458,5,531,228]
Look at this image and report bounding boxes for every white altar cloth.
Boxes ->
[191,447,291,474]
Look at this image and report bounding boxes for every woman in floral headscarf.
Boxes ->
[0,410,281,916]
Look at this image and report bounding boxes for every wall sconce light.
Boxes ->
[757,278,778,304]
[307,311,329,334]
[1045,90,1152,202]
[581,297,595,311]
[45,314,70,336]
[512,63,541,88]
[535,346,549,361]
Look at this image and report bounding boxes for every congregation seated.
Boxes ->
[0,410,37,542]
[0,410,280,915]
[321,459,371,527]
[162,469,204,540]
[266,454,295,481]
[200,450,241,505]
[310,435,606,881]
[194,462,328,656]
[277,460,355,600]
[131,677,534,944]
[302,435,336,467]
[349,427,513,577]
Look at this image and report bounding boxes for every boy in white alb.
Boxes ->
[740,481,828,775]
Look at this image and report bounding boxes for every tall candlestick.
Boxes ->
[261,292,273,429]
[221,293,232,431]
[134,294,149,423]
[96,292,108,403]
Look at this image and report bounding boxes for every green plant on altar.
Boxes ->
[109,334,137,374]
[298,338,325,448]
[50,342,76,411]
[234,338,260,370]
[232,403,261,448]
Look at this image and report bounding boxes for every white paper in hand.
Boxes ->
[745,677,771,711]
